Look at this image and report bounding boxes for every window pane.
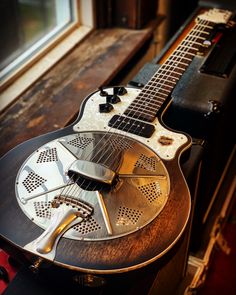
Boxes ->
[0,0,75,80]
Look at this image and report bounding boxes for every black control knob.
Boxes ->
[99,103,114,113]
[99,87,108,97]
[106,94,121,104]
[114,86,127,96]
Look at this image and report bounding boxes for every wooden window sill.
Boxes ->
[0,23,158,157]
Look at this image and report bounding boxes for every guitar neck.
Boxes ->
[124,19,215,122]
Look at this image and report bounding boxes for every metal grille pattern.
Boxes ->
[22,172,47,193]
[116,206,143,226]
[67,136,94,149]
[134,154,157,172]
[16,131,170,241]
[138,182,162,203]
[34,201,52,219]
[73,217,101,235]
[36,147,58,163]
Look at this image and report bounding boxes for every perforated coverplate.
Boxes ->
[134,154,157,172]
[16,131,170,241]
[22,172,47,193]
[138,182,162,203]
[36,147,58,163]
[67,136,94,149]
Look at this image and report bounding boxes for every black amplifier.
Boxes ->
[130,2,236,251]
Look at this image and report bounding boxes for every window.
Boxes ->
[0,0,93,111]
[0,0,76,81]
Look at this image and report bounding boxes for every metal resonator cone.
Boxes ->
[16,132,170,241]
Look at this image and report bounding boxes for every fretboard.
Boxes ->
[124,19,215,122]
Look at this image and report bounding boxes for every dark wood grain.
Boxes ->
[0,20,191,275]
[0,102,191,273]
[0,26,155,158]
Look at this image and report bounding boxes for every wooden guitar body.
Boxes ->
[0,87,191,274]
[0,8,232,275]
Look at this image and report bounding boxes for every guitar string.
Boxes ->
[56,19,212,204]
[54,22,212,208]
[87,18,212,167]
[88,20,212,168]
[57,19,212,206]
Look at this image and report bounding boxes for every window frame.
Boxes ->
[0,0,94,112]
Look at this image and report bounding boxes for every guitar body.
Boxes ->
[0,87,191,273]
[1,8,231,274]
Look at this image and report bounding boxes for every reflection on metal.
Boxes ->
[24,200,93,259]
[68,160,117,185]
[16,131,170,242]
[97,191,113,235]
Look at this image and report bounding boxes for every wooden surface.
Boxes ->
[0,118,191,273]
[0,26,156,157]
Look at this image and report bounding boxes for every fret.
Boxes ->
[161,65,186,73]
[166,57,194,67]
[192,26,211,33]
[130,98,161,110]
[160,59,187,69]
[127,102,164,114]
[173,55,192,62]
[175,48,196,57]
[147,83,173,90]
[138,88,169,99]
[153,87,170,94]
[126,103,159,115]
[174,49,196,57]
[195,29,211,36]
[165,60,189,67]
[181,40,203,46]
[197,24,213,29]
[159,68,183,78]
[140,91,169,100]
[177,44,199,51]
[125,106,160,115]
[187,35,205,41]
[187,30,208,37]
[125,107,157,117]
[168,55,192,64]
[146,78,174,87]
[148,79,176,87]
[150,76,178,86]
[140,83,170,94]
[138,86,168,95]
[193,29,210,35]
[152,70,181,81]
[123,18,215,123]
